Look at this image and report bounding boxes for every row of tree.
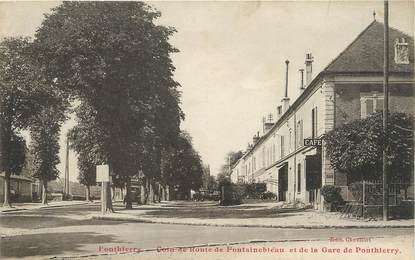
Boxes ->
[1,2,203,208]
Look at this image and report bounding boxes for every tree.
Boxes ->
[0,130,26,204]
[68,102,112,207]
[162,132,203,200]
[207,175,218,191]
[325,112,414,183]
[0,37,47,206]
[218,150,244,177]
[77,154,96,202]
[35,2,183,209]
[29,105,66,205]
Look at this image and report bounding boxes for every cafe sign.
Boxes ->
[304,138,323,147]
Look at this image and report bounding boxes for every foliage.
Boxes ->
[162,132,203,197]
[68,102,107,186]
[218,150,244,176]
[0,37,40,176]
[236,183,267,199]
[218,177,242,206]
[0,36,68,205]
[76,154,97,188]
[0,130,26,176]
[35,2,183,197]
[321,185,344,210]
[261,191,277,200]
[29,106,65,183]
[325,112,414,182]
[206,175,218,191]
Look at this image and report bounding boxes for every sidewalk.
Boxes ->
[90,201,415,229]
[0,200,92,213]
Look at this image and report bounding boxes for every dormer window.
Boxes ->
[394,38,409,64]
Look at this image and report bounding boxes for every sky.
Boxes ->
[0,1,413,181]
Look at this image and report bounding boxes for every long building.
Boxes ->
[230,20,414,210]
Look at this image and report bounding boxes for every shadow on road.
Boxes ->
[0,215,130,229]
[142,206,308,219]
[0,232,123,258]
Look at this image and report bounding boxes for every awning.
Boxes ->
[303,148,317,156]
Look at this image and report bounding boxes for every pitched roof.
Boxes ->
[239,21,414,163]
[324,21,414,74]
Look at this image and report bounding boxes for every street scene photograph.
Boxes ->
[0,1,414,259]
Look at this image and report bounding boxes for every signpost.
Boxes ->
[304,138,323,147]
[96,165,110,215]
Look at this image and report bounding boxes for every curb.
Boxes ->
[91,215,415,229]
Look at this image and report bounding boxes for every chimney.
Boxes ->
[305,53,313,86]
[281,60,290,112]
[263,113,274,133]
[299,68,305,92]
[253,131,260,144]
[276,105,283,118]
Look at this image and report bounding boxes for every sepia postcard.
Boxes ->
[0,1,414,259]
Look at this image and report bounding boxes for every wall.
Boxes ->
[334,75,414,187]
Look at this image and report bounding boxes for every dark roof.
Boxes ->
[324,21,414,74]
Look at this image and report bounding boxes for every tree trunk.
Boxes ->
[85,185,91,202]
[106,182,114,212]
[125,177,133,209]
[164,185,170,201]
[3,172,12,207]
[101,181,114,214]
[149,181,155,203]
[157,183,161,203]
[150,181,157,203]
[111,185,116,201]
[42,179,48,205]
[143,178,149,204]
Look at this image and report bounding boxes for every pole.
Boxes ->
[101,181,105,215]
[64,137,69,198]
[382,0,389,221]
[285,60,289,98]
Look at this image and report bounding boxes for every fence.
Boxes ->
[339,180,414,219]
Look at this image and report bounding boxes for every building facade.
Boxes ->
[0,173,33,203]
[230,21,414,209]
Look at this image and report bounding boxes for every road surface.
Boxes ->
[0,203,412,259]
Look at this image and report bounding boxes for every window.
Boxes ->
[297,163,301,193]
[273,143,276,162]
[311,107,318,138]
[289,130,292,152]
[297,120,303,148]
[268,148,271,166]
[361,94,384,118]
[280,136,285,158]
[394,38,409,64]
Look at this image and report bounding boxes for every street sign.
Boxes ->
[96,164,110,182]
[304,138,323,147]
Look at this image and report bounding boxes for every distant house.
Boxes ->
[230,20,414,210]
[0,173,33,203]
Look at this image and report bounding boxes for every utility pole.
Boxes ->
[382,0,389,221]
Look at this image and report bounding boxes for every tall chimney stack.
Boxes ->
[282,60,290,112]
[299,68,305,92]
[305,53,313,86]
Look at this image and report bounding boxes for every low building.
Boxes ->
[0,173,33,203]
[230,20,414,210]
